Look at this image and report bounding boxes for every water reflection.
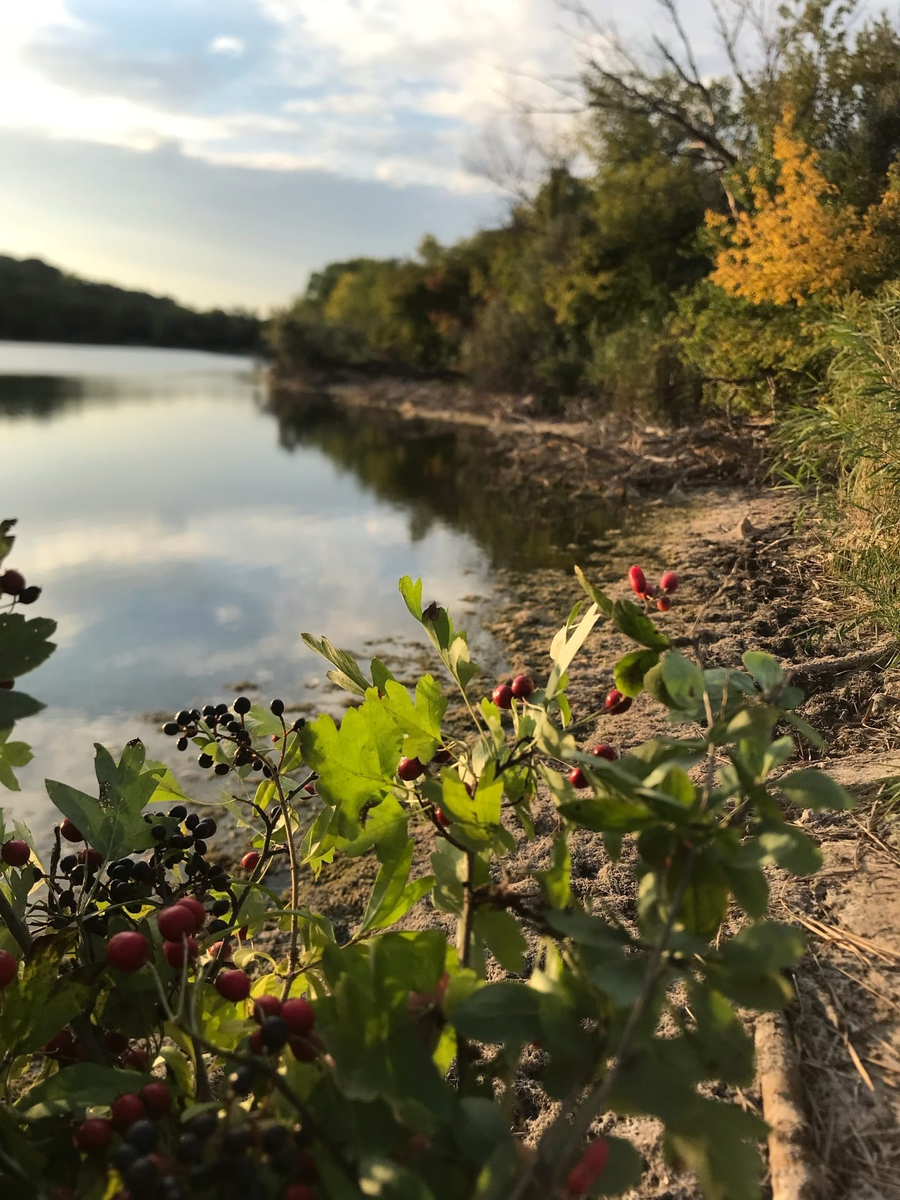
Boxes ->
[266,388,616,571]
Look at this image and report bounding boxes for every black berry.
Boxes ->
[228,1066,254,1096]
[19,586,41,604]
[222,1125,251,1154]
[152,825,167,840]
[211,898,230,916]
[195,819,217,839]
[176,737,188,752]
[270,699,284,717]
[261,1122,288,1154]
[126,1119,158,1152]
[260,1015,290,1050]
[176,1132,204,1163]
[163,722,180,737]
[214,763,229,776]
[60,854,77,874]
[233,696,251,715]
[169,805,187,820]
[176,711,192,727]
[186,1111,219,1140]
[197,754,213,769]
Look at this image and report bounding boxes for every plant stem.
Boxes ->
[510,851,698,1200]
[273,772,302,1001]
[0,890,31,954]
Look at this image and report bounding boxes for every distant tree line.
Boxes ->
[0,255,262,355]
[268,0,900,417]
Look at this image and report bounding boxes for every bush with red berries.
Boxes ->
[0,519,853,1200]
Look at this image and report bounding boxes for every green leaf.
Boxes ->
[0,613,57,680]
[614,649,660,698]
[758,827,822,875]
[684,983,755,1087]
[0,727,33,791]
[473,908,527,972]
[0,691,43,726]
[661,653,706,712]
[783,710,825,749]
[780,768,854,810]
[398,576,423,620]
[371,659,397,692]
[300,697,403,835]
[593,1136,644,1196]
[382,676,448,762]
[742,651,785,692]
[46,741,159,861]
[547,604,601,696]
[0,935,91,1057]
[573,566,614,616]
[610,599,670,650]
[0,518,16,567]
[301,633,371,696]
[538,833,572,909]
[449,982,541,1044]
[358,1158,435,1199]
[666,1098,766,1200]
[358,823,415,934]
[18,1063,153,1118]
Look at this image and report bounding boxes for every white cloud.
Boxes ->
[208,35,245,57]
[0,0,584,195]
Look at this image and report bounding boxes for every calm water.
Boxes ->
[0,342,613,842]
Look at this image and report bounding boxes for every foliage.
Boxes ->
[0,255,261,355]
[0,521,855,1200]
[708,114,900,307]
[777,283,900,635]
[266,2,900,418]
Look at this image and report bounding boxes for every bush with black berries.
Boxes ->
[0,521,855,1200]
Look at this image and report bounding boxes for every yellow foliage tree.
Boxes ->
[708,113,900,306]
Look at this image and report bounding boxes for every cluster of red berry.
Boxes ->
[628,564,679,613]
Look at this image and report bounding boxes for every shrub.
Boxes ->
[0,523,851,1199]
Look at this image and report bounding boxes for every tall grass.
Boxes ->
[778,283,900,637]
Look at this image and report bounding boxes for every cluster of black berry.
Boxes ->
[171,1108,318,1199]
[161,697,305,781]
[54,806,226,929]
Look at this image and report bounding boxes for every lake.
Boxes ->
[0,342,610,844]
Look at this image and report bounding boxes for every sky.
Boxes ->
[0,0,722,312]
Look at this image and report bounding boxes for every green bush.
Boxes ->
[0,521,852,1199]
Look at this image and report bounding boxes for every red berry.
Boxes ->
[253,995,282,1023]
[289,1035,318,1062]
[111,1093,146,1131]
[44,1028,75,1056]
[285,1186,316,1200]
[281,997,315,1035]
[162,937,198,968]
[249,1027,264,1054]
[591,744,617,761]
[121,1046,149,1071]
[397,756,424,782]
[77,847,103,870]
[60,818,84,843]
[568,767,588,789]
[431,746,453,765]
[491,684,513,710]
[657,595,672,613]
[566,1163,593,1196]
[604,688,632,715]
[139,1081,172,1119]
[74,1118,112,1154]
[107,931,150,973]
[1,839,30,867]
[583,1139,610,1176]
[628,565,647,597]
[0,680,13,689]
[241,851,261,870]
[510,674,535,700]
[0,569,25,596]
[157,905,197,940]
[660,571,679,594]
[0,949,18,988]
[210,938,233,959]
[176,896,206,928]
[434,807,450,827]
[215,969,251,1002]
[304,782,316,794]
